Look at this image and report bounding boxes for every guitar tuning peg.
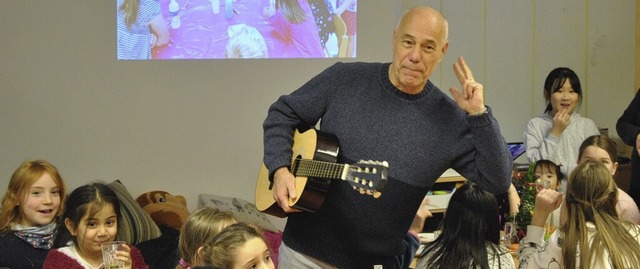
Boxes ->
[354,177,360,184]
[366,189,373,196]
[364,167,370,173]
[372,168,377,173]
[382,161,389,167]
[361,179,368,185]
[368,181,374,188]
[359,188,366,195]
[373,191,382,199]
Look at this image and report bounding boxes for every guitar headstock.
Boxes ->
[346,160,389,198]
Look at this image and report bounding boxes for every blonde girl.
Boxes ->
[202,222,275,269]
[518,160,640,268]
[577,135,640,224]
[176,207,238,269]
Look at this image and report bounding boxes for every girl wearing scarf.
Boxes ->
[0,160,67,268]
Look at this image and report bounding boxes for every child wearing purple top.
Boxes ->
[263,0,324,58]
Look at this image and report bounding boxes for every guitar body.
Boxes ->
[255,129,339,218]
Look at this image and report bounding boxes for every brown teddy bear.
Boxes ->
[136,190,190,230]
[135,190,190,269]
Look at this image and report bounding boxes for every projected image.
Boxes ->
[116,0,357,60]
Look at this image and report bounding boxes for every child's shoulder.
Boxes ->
[43,247,84,269]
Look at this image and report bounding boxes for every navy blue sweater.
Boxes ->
[0,232,50,268]
[263,62,512,268]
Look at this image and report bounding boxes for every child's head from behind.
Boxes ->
[534,159,563,191]
[63,183,121,256]
[225,24,268,58]
[564,160,618,224]
[543,67,583,115]
[178,207,238,268]
[0,160,67,230]
[578,135,618,175]
[441,182,500,245]
[203,222,274,269]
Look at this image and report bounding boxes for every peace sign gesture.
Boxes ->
[449,56,486,115]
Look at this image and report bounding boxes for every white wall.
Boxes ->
[0,0,635,230]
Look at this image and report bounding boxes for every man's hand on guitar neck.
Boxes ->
[273,167,303,213]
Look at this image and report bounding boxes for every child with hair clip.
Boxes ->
[176,207,238,269]
[577,134,640,224]
[201,222,275,269]
[415,182,515,269]
[518,160,640,268]
[0,160,68,269]
[263,0,324,58]
[43,182,148,269]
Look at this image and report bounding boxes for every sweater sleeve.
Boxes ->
[454,106,513,194]
[130,245,150,269]
[43,249,83,269]
[617,90,640,147]
[262,63,337,174]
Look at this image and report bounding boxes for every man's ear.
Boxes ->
[64,218,77,236]
[438,42,449,63]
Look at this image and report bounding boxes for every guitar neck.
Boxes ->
[292,158,347,180]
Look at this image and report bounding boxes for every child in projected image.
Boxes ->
[308,0,336,54]
[201,223,275,269]
[43,183,148,269]
[225,24,269,58]
[0,160,67,269]
[176,207,238,269]
[117,0,170,60]
[335,0,356,57]
[263,0,325,58]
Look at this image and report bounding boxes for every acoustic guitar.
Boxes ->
[255,128,389,218]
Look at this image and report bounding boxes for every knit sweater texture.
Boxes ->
[43,244,147,269]
[263,62,512,268]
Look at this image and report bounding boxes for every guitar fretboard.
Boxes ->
[292,158,347,180]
